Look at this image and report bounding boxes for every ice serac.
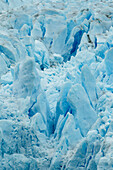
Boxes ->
[51,113,82,169]
[70,26,84,57]
[13,57,53,135]
[44,14,66,49]
[55,113,82,146]
[51,28,67,55]
[55,82,72,127]
[62,26,85,61]
[81,65,97,107]
[0,53,8,77]
[67,84,97,136]
[13,57,40,98]
[31,21,43,40]
[34,40,50,70]
[29,91,54,135]
[65,130,100,169]
[105,47,113,75]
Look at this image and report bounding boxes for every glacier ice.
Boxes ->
[0,0,113,169]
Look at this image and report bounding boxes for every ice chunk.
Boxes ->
[31,112,47,135]
[95,43,109,59]
[89,20,104,35]
[0,154,38,169]
[51,28,67,55]
[21,36,35,58]
[29,92,54,135]
[66,139,88,169]
[59,113,82,147]
[96,133,113,170]
[50,152,62,170]
[0,71,13,85]
[0,119,41,158]
[20,24,31,36]
[67,84,97,136]
[13,57,53,135]
[14,14,32,30]
[69,26,84,57]
[0,30,27,62]
[0,39,17,63]
[53,53,63,64]
[0,120,15,155]
[44,14,66,48]
[76,9,92,25]
[87,130,99,143]
[50,114,82,169]
[79,33,89,51]
[31,21,42,40]
[75,50,95,70]
[65,127,101,169]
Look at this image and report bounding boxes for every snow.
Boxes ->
[0,0,113,169]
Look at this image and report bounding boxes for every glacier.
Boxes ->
[0,0,113,169]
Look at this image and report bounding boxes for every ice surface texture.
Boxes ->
[0,0,113,169]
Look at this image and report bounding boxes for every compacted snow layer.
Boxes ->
[0,0,113,169]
